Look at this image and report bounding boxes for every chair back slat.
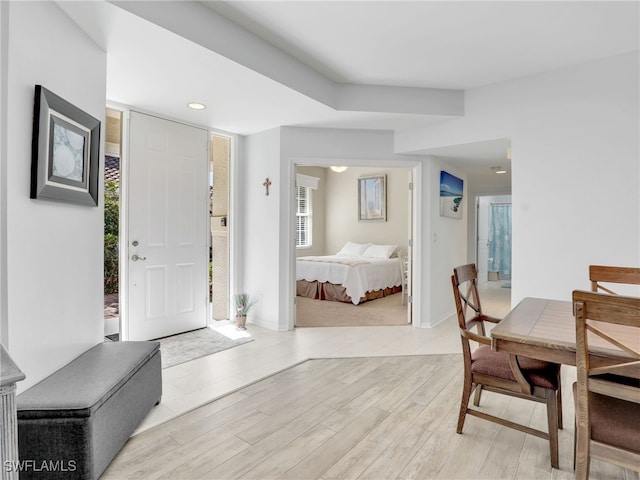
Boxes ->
[589,378,640,403]
[574,290,640,327]
[589,265,640,295]
[452,264,486,337]
[574,291,640,366]
[585,324,640,358]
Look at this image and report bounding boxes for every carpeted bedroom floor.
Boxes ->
[295,292,408,327]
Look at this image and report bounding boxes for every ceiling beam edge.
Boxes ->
[110,0,465,118]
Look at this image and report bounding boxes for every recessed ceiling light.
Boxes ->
[491,166,508,174]
[495,169,507,174]
[187,102,206,110]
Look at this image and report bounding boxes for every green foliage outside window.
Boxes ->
[104,180,119,294]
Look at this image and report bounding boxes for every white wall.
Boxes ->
[4,2,106,392]
[397,52,640,305]
[1,1,9,346]
[427,157,468,326]
[239,128,288,330]
[324,166,410,256]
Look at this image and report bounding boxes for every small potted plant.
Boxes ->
[232,293,258,330]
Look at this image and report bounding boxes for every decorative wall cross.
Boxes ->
[263,177,272,196]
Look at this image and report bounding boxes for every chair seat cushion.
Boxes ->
[471,345,559,390]
[575,384,640,453]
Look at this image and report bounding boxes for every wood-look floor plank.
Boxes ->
[106,408,270,480]
[147,388,250,442]
[169,404,267,445]
[130,432,248,480]
[279,406,390,480]
[335,356,394,385]
[157,435,250,480]
[105,355,639,480]
[358,423,432,480]
[242,423,336,480]
[229,359,349,417]
[397,379,465,479]
[320,371,413,433]
[410,356,463,406]
[320,358,416,412]
[434,393,511,479]
[517,465,553,480]
[203,403,336,479]
[323,400,428,480]
[477,425,529,479]
[235,379,344,445]
[397,420,462,480]
[101,432,180,479]
[373,358,442,412]
[475,392,536,478]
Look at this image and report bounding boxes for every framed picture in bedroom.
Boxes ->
[439,170,463,219]
[30,85,101,206]
[358,174,386,222]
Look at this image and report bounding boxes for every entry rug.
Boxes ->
[157,326,253,369]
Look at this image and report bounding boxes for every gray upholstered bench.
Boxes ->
[16,341,162,479]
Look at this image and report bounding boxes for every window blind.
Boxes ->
[296,185,311,247]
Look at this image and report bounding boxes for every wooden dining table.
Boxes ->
[491,297,640,371]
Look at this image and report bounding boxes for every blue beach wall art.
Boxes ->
[439,170,463,219]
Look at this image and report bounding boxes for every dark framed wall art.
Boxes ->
[31,85,101,206]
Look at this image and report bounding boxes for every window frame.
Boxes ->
[295,185,312,249]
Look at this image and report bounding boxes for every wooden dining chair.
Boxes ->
[573,290,640,479]
[452,264,563,469]
[589,265,640,295]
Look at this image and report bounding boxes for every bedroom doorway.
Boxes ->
[294,164,414,327]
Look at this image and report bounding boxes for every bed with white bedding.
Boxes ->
[296,242,403,305]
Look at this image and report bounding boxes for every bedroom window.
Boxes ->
[296,185,312,248]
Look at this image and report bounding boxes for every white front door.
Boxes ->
[127,111,209,340]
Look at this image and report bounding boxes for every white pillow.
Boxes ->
[362,244,397,259]
[336,241,371,257]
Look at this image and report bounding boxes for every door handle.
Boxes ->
[131,254,147,261]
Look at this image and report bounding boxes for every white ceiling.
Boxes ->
[203,1,638,90]
[58,1,639,191]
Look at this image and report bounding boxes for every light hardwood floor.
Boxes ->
[113,282,637,479]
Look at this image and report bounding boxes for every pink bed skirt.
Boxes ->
[296,280,401,304]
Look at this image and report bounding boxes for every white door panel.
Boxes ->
[128,112,209,340]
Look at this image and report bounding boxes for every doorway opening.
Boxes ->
[476,195,512,291]
[209,134,231,322]
[293,164,414,328]
[104,107,123,340]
